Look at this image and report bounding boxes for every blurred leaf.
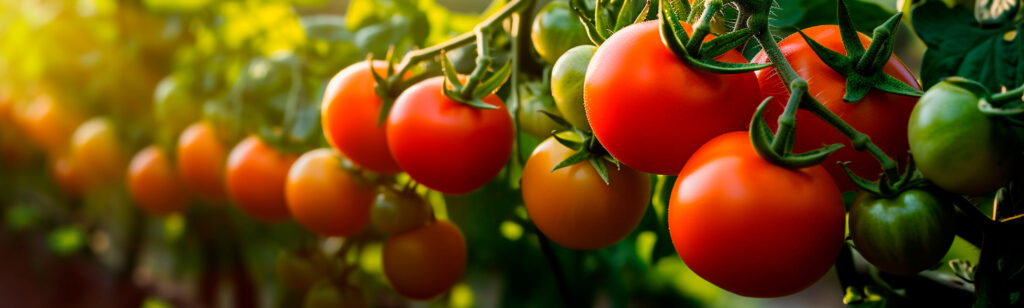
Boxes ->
[48,226,86,256]
[301,15,352,42]
[4,204,41,231]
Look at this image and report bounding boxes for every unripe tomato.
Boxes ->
[585,21,762,175]
[752,25,921,191]
[14,94,81,153]
[303,281,366,308]
[153,76,200,135]
[517,84,563,139]
[225,135,297,222]
[383,220,466,300]
[551,45,596,131]
[276,249,330,290]
[522,136,650,250]
[908,79,1019,195]
[386,76,514,194]
[321,60,403,174]
[127,146,189,216]
[849,189,955,275]
[286,148,376,237]
[669,131,845,297]
[177,121,228,201]
[371,186,432,235]
[531,1,592,64]
[70,117,126,189]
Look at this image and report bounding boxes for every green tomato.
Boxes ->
[551,45,596,131]
[849,189,955,275]
[276,249,329,290]
[304,281,366,308]
[518,81,564,138]
[371,186,432,235]
[531,2,592,64]
[908,78,1019,195]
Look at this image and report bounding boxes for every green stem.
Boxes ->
[460,29,493,99]
[685,0,723,56]
[770,80,807,154]
[989,82,1024,106]
[801,100,900,180]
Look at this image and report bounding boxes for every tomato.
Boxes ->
[531,1,592,64]
[522,136,650,250]
[304,281,366,308]
[276,249,329,290]
[225,135,298,222]
[285,148,376,237]
[383,220,466,300]
[127,146,189,216]
[517,82,563,138]
[751,25,921,191]
[50,153,84,196]
[551,45,596,131]
[153,76,200,134]
[908,79,1019,195]
[177,121,229,202]
[585,21,762,175]
[321,60,403,175]
[371,186,432,235]
[14,93,81,153]
[849,189,955,275]
[669,131,845,297]
[0,90,12,124]
[70,117,126,189]
[386,76,514,194]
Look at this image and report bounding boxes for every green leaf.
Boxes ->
[589,157,611,185]
[440,51,464,88]
[463,99,500,110]
[301,15,352,42]
[48,226,86,256]
[473,59,513,98]
[552,133,584,150]
[615,0,649,31]
[594,0,618,39]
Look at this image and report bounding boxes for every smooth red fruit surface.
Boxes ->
[321,60,403,174]
[127,146,189,216]
[383,220,467,300]
[522,136,650,250]
[225,135,297,222]
[752,25,921,191]
[286,148,376,237]
[669,131,845,298]
[177,121,228,201]
[584,21,762,175]
[386,76,514,194]
[14,93,81,153]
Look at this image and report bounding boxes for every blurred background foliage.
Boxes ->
[0,0,961,307]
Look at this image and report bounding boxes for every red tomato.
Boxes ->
[285,148,376,237]
[177,121,228,202]
[225,135,297,222]
[127,146,189,216]
[383,220,466,300]
[751,25,921,191]
[386,76,514,194]
[321,60,403,174]
[14,93,81,154]
[584,21,762,175]
[522,136,650,250]
[669,131,845,297]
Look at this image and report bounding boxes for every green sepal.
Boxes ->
[552,149,591,172]
[552,133,583,150]
[749,98,843,168]
[463,99,499,110]
[589,157,612,185]
[540,110,574,130]
[440,50,463,88]
[659,0,691,57]
[659,0,765,74]
[698,28,753,59]
[797,30,854,75]
[632,0,652,26]
[856,13,901,75]
[841,162,882,195]
[472,59,513,98]
[603,155,622,171]
[370,60,395,126]
[615,0,648,31]
[835,0,865,60]
[685,56,771,74]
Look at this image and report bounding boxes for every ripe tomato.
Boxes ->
[14,93,81,153]
[849,189,955,275]
[752,25,921,191]
[584,21,762,175]
[531,1,592,64]
[177,121,228,202]
[70,117,126,189]
[669,131,845,297]
[225,135,297,222]
[321,60,403,175]
[371,186,432,235]
[522,136,650,250]
[127,146,189,216]
[383,220,466,300]
[386,76,514,194]
[551,45,596,131]
[50,153,84,196]
[908,79,1019,195]
[285,148,376,237]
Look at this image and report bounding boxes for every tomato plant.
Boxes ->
[383,220,466,300]
[386,76,514,194]
[225,135,298,222]
[669,131,845,297]
[530,1,592,64]
[177,121,230,202]
[69,117,125,189]
[321,60,403,175]
[285,148,376,237]
[551,45,596,131]
[14,93,81,154]
[517,81,564,138]
[849,189,955,275]
[127,146,189,216]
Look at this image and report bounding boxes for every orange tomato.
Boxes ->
[321,60,403,174]
[69,117,125,189]
[14,94,81,153]
[127,146,189,216]
[285,148,376,237]
[177,121,228,202]
[383,220,466,300]
[50,153,84,196]
[225,135,297,222]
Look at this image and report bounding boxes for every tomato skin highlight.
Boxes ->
[128,146,189,216]
[321,60,403,175]
[584,21,762,175]
[849,189,955,275]
[70,117,126,189]
[752,25,921,191]
[177,121,229,202]
[225,135,297,222]
[14,93,81,154]
[386,76,514,194]
[383,220,467,300]
[285,148,376,237]
[668,131,845,298]
[522,136,650,250]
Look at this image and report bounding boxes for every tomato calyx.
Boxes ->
[796,0,922,102]
[658,0,769,74]
[548,129,621,185]
[437,48,512,110]
[749,84,845,168]
[973,78,1024,126]
[569,0,652,45]
[842,154,927,199]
